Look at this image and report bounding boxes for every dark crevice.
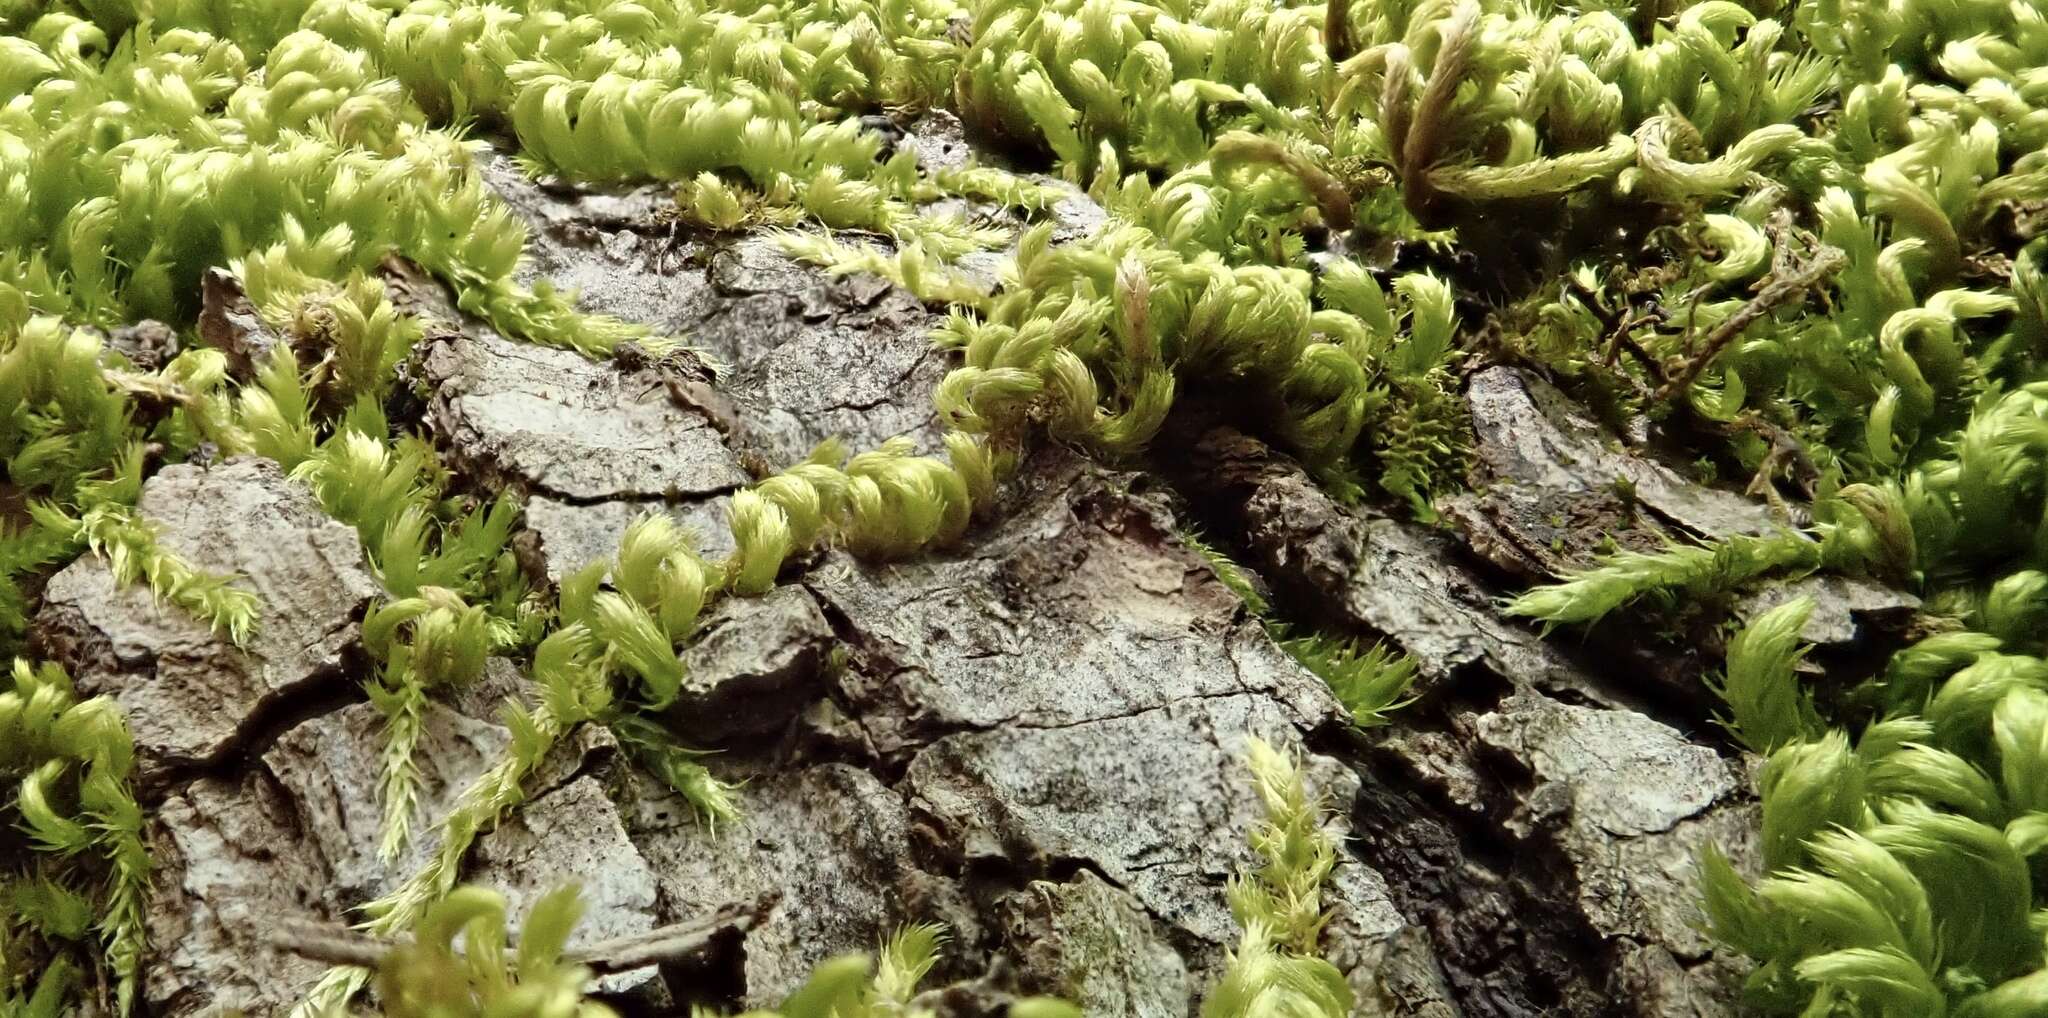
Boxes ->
[515,478,745,510]
[233,638,374,755]
[1345,758,1622,1018]
[146,647,371,805]
[1159,412,1747,741]
[1552,620,1730,738]
[648,922,749,1016]
[28,588,376,806]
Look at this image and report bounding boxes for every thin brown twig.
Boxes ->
[1737,413,1821,503]
[1655,244,1847,403]
[1562,274,1620,332]
[1605,311,1669,384]
[268,922,390,970]
[1765,209,1803,279]
[1563,274,1667,384]
[266,893,778,975]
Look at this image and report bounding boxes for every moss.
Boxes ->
[6,0,2048,1012]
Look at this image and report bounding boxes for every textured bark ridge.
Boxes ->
[424,150,963,583]
[470,774,666,997]
[422,328,750,575]
[33,152,1925,1018]
[1166,426,1761,1016]
[481,153,952,466]
[669,586,835,746]
[143,698,497,1018]
[128,656,659,1018]
[624,453,1427,1014]
[1442,367,1920,700]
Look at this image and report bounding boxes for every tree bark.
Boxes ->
[26,119,1920,1018]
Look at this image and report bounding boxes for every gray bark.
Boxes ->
[33,458,380,792]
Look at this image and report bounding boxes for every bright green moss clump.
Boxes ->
[0,659,147,1015]
[1492,0,2048,1006]
[1204,737,1352,1018]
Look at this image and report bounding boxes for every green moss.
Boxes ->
[1282,635,1421,729]
[0,659,148,1014]
[6,0,2048,1012]
[1204,737,1351,1018]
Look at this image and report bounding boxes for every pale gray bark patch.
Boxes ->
[146,771,337,1018]
[32,457,380,790]
[991,870,1192,1017]
[265,700,510,907]
[143,693,509,1018]
[422,332,747,503]
[469,776,666,997]
[1454,366,1788,560]
[480,152,952,469]
[417,327,748,585]
[1445,366,1920,656]
[626,764,933,1009]
[518,494,738,584]
[804,455,1338,757]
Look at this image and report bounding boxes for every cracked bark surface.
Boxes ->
[669,585,835,746]
[1443,367,1920,695]
[31,457,381,791]
[470,775,665,997]
[24,145,1929,1018]
[132,659,661,1018]
[426,149,967,583]
[804,455,1333,756]
[1161,372,1926,1016]
[618,453,1425,1015]
[992,869,1190,1015]
[422,328,748,578]
[482,152,952,466]
[144,695,502,1017]
[1166,421,1780,1015]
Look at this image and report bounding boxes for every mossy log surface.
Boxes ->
[19,139,1914,1018]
